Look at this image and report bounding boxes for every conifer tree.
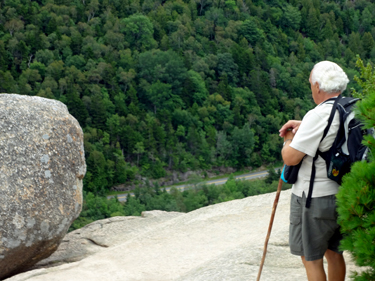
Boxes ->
[336,58,375,281]
[0,41,9,71]
[362,32,375,58]
[306,7,319,40]
[321,20,333,40]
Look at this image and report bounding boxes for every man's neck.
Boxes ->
[319,92,340,104]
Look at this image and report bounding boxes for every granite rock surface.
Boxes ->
[5,189,364,281]
[0,94,86,280]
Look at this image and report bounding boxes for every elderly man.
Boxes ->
[279,61,349,281]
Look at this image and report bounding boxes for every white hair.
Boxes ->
[311,61,349,94]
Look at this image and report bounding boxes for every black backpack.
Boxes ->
[306,95,374,208]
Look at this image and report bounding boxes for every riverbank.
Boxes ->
[107,166,283,201]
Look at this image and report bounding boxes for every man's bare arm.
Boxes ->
[280,122,306,166]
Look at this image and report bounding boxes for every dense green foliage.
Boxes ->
[71,172,290,230]
[2,0,375,240]
[336,59,375,281]
[1,0,375,195]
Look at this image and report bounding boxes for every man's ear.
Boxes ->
[316,82,320,93]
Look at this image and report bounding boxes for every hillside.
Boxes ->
[2,0,375,228]
[1,0,375,193]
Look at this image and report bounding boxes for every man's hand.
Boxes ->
[279,120,302,137]
[280,120,306,166]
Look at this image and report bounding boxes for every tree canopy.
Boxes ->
[1,0,375,215]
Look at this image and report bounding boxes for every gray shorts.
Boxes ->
[289,193,343,261]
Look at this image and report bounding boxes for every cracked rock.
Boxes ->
[0,94,86,280]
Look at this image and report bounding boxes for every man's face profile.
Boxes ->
[309,70,319,104]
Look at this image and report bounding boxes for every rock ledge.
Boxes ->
[6,189,363,281]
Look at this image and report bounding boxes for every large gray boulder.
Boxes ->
[0,94,86,280]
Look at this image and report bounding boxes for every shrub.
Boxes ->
[336,58,375,280]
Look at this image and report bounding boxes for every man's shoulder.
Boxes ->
[303,105,330,121]
[306,102,333,120]
[298,104,334,136]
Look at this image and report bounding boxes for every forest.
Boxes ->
[1,0,375,224]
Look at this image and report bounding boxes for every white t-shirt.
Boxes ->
[290,99,340,198]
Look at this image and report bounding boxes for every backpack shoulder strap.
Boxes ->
[305,95,342,208]
[322,95,342,141]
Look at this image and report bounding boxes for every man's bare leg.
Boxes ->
[324,249,346,281]
[301,256,326,281]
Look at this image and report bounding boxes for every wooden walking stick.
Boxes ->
[256,176,284,281]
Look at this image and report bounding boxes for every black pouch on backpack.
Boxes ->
[325,151,351,185]
[281,161,302,184]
